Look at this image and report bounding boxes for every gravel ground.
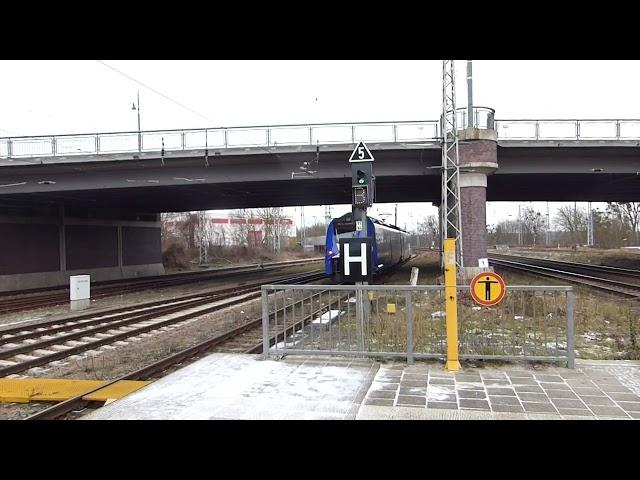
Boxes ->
[0,263,323,419]
[0,264,319,328]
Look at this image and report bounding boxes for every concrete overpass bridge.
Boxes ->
[1,107,639,290]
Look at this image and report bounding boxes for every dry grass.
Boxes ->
[369,252,640,361]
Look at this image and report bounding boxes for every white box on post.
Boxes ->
[70,275,91,310]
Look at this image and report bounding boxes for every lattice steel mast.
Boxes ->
[441,60,464,272]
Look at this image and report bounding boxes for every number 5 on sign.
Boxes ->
[349,141,374,163]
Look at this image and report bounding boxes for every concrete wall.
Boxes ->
[0,212,164,292]
[0,223,60,275]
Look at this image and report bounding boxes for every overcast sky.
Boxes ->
[1,60,637,229]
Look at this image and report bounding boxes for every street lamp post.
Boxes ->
[132,91,141,152]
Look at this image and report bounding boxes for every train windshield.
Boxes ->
[333,212,356,235]
[335,220,356,235]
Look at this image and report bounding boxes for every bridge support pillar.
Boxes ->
[458,128,498,280]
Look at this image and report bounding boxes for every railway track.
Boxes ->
[26,286,344,420]
[22,259,407,419]
[488,254,640,298]
[0,257,322,315]
[489,253,640,280]
[0,271,326,378]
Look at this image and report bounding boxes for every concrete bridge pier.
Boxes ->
[458,127,498,280]
[0,206,164,292]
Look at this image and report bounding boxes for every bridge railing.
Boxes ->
[495,119,640,140]
[444,106,496,131]
[0,121,440,159]
[2,118,640,159]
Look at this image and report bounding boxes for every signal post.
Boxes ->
[340,141,375,350]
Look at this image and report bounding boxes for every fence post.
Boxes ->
[406,291,414,365]
[51,137,57,156]
[356,287,365,351]
[262,288,270,360]
[566,289,575,369]
[7,139,12,158]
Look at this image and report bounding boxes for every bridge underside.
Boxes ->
[0,145,638,212]
[0,173,637,214]
[0,144,639,291]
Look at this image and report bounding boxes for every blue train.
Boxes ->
[325,212,410,281]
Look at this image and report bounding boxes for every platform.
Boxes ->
[83,355,640,420]
[84,354,377,420]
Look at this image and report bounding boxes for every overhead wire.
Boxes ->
[95,60,290,161]
[95,60,320,217]
[96,60,214,124]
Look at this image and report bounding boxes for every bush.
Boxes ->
[162,242,189,269]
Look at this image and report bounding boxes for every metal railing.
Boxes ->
[0,120,440,159]
[2,114,640,160]
[445,106,495,132]
[261,284,575,368]
[494,119,640,141]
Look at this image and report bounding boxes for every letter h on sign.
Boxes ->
[339,238,373,283]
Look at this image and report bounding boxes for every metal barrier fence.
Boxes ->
[2,110,640,159]
[261,284,575,368]
[0,120,440,159]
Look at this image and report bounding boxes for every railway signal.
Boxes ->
[350,146,375,208]
[349,141,375,351]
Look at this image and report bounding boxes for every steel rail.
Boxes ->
[0,272,325,377]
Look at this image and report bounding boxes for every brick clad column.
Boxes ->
[460,183,487,265]
[457,130,498,278]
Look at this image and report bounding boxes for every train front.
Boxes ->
[325,213,378,282]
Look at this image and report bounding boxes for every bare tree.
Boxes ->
[417,215,440,248]
[487,219,519,245]
[554,205,587,244]
[194,211,216,263]
[229,209,251,246]
[257,208,287,252]
[608,202,640,244]
[160,212,182,244]
[593,208,628,248]
[520,207,547,246]
[303,222,327,238]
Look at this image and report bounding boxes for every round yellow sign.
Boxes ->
[470,271,506,306]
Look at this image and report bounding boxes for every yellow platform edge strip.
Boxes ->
[0,379,150,403]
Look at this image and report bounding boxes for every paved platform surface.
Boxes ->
[84,354,377,420]
[359,360,640,420]
[83,355,640,420]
